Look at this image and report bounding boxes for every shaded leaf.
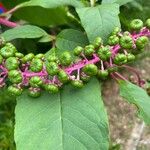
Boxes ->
[119,81,150,125]
[76,4,120,42]
[102,0,134,6]
[56,29,88,51]
[15,79,109,150]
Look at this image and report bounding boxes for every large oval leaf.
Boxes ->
[1,25,51,42]
[76,4,120,42]
[15,79,109,150]
[56,29,89,51]
[119,81,150,125]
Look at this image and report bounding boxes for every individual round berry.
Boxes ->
[29,76,43,87]
[58,70,69,83]
[84,45,95,56]
[47,55,58,62]
[130,19,143,31]
[59,51,72,66]
[82,64,98,76]
[93,37,103,48]
[45,84,59,93]
[114,53,127,65]
[145,18,150,29]
[73,46,83,56]
[135,36,149,49]
[0,43,16,58]
[21,53,34,63]
[111,27,121,35]
[71,80,84,88]
[7,85,22,96]
[127,53,135,62]
[97,46,112,61]
[97,70,109,79]
[15,52,24,59]
[46,62,59,76]
[5,57,19,70]
[8,70,22,84]
[30,58,43,72]
[108,35,119,46]
[28,88,41,98]
[119,36,133,49]
[35,53,44,59]
[0,55,3,64]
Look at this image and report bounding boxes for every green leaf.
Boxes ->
[15,79,109,150]
[119,81,150,125]
[102,0,134,6]
[19,0,84,9]
[76,4,120,42]
[56,29,89,51]
[1,25,51,42]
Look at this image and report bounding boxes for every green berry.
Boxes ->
[0,37,6,47]
[0,55,3,64]
[60,51,72,66]
[93,37,103,48]
[82,64,98,76]
[15,52,24,59]
[127,53,135,62]
[47,55,58,62]
[108,35,119,46]
[71,80,84,88]
[30,58,43,72]
[0,43,16,58]
[8,70,22,84]
[97,46,112,61]
[46,62,59,76]
[8,85,22,96]
[111,27,121,35]
[130,19,143,31]
[58,70,69,83]
[97,70,109,79]
[28,89,41,98]
[29,76,43,87]
[21,53,34,63]
[35,53,44,59]
[73,46,83,56]
[145,18,150,29]
[5,57,19,70]
[84,45,95,56]
[114,53,127,65]
[135,36,149,49]
[119,36,133,49]
[45,84,59,93]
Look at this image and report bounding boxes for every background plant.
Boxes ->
[0,0,150,150]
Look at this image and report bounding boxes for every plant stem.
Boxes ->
[90,0,95,7]
[0,18,18,28]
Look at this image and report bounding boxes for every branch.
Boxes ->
[0,18,19,28]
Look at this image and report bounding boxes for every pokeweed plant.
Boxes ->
[0,0,150,150]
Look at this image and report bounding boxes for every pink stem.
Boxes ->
[0,18,18,28]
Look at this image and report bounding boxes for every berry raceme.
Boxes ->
[0,19,150,98]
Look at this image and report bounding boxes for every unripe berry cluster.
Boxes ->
[0,19,150,98]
